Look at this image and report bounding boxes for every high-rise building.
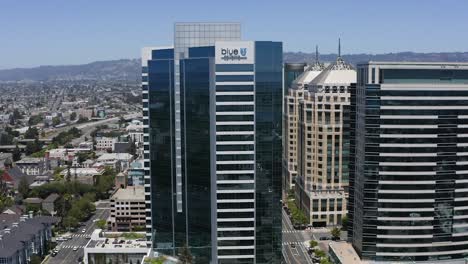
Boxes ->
[283,63,306,96]
[284,44,356,227]
[142,22,283,263]
[349,62,468,262]
[283,52,324,194]
[294,54,355,227]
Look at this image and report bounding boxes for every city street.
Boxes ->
[46,202,110,264]
[282,206,347,263]
[282,207,314,264]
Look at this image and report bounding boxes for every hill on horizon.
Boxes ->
[1,51,468,82]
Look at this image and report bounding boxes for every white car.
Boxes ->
[73,246,78,251]
[81,228,86,233]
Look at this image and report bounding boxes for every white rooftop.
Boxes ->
[112,186,145,201]
[97,153,133,161]
[310,57,356,85]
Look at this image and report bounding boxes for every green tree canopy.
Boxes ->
[24,127,39,139]
[331,227,341,240]
[309,240,318,248]
[18,176,30,198]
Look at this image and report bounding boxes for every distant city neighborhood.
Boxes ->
[0,79,174,264]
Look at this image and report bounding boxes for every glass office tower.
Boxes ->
[349,62,468,263]
[142,23,282,264]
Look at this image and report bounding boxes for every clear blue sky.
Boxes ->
[1,0,468,69]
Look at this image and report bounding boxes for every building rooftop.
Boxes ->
[111,186,144,201]
[0,215,58,258]
[309,56,356,85]
[16,157,43,164]
[60,167,104,177]
[43,193,60,203]
[0,153,12,159]
[23,197,43,204]
[85,230,148,251]
[329,241,365,264]
[97,153,133,161]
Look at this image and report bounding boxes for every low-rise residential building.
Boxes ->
[0,113,11,123]
[0,153,13,169]
[83,229,149,264]
[46,148,92,161]
[42,193,59,216]
[60,167,104,184]
[78,108,93,120]
[0,214,58,264]
[15,158,45,176]
[97,153,133,172]
[1,167,33,190]
[108,186,145,232]
[126,120,143,144]
[95,137,117,151]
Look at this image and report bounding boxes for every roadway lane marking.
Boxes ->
[282,241,304,245]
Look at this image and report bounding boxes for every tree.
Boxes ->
[331,227,341,240]
[178,244,193,264]
[18,176,30,198]
[309,240,318,248]
[28,115,43,126]
[341,215,348,231]
[52,116,61,126]
[70,112,77,121]
[25,139,43,156]
[0,133,13,145]
[314,249,326,259]
[77,116,89,123]
[96,219,107,230]
[12,109,23,121]
[320,258,332,264]
[63,216,78,230]
[24,127,39,139]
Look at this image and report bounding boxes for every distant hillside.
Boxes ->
[1,52,468,82]
[284,51,468,65]
[0,59,140,82]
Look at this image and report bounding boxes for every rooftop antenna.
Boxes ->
[338,38,341,58]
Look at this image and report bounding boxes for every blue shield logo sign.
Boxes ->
[240,48,247,56]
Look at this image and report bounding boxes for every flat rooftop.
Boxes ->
[112,186,144,201]
[329,241,365,264]
[86,231,147,250]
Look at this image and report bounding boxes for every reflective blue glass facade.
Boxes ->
[349,62,468,263]
[143,24,282,263]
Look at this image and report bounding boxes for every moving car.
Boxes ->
[73,246,78,251]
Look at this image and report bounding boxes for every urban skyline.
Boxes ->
[3,2,468,263]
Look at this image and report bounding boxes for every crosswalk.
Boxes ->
[71,234,90,238]
[60,245,85,249]
[282,230,307,234]
[282,241,306,246]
